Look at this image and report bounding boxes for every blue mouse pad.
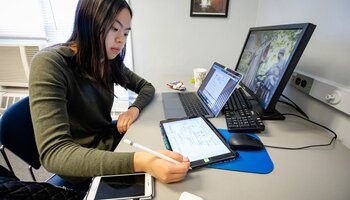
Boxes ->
[208,129,274,174]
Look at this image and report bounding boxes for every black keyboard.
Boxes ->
[179,93,209,117]
[223,88,265,133]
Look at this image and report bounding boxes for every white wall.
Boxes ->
[130,0,259,79]
[255,0,350,148]
[130,0,350,148]
[256,0,350,86]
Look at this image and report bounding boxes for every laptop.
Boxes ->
[162,62,243,119]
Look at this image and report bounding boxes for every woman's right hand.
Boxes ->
[134,150,190,183]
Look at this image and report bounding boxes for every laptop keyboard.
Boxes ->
[179,93,209,117]
[223,88,265,133]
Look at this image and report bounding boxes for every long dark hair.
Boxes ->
[66,0,132,91]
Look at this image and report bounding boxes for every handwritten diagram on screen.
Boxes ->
[162,117,230,161]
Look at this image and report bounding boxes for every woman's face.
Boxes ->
[105,8,131,60]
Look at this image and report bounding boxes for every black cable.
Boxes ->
[264,113,337,150]
[279,94,309,119]
[278,99,296,109]
[278,100,308,119]
[281,94,308,118]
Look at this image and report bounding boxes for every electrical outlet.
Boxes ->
[290,72,314,94]
[289,71,350,116]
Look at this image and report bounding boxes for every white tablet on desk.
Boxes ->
[160,116,237,169]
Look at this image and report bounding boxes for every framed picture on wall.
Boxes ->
[190,0,229,17]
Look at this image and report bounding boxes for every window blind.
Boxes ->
[0,0,46,40]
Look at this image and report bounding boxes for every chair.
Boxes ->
[0,96,90,192]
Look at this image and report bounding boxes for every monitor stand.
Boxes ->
[259,109,285,120]
[250,100,285,120]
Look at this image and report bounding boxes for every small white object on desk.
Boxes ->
[179,192,204,200]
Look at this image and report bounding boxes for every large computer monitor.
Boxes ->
[235,23,316,120]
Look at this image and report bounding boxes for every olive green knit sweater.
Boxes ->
[29,45,155,181]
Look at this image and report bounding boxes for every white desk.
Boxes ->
[115,78,350,200]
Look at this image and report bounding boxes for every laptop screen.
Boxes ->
[197,62,243,117]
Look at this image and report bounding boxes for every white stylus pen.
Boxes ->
[123,138,192,170]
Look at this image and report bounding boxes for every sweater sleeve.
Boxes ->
[122,66,155,111]
[29,50,134,179]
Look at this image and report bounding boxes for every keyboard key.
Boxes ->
[179,93,209,116]
[223,89,265,133]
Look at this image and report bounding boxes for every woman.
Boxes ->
[29,0,190,189]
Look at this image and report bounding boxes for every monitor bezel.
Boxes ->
[235,23,316,119]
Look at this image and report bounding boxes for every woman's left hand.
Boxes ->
[117,106,140,134]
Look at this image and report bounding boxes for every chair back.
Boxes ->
[0,96,41,169]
